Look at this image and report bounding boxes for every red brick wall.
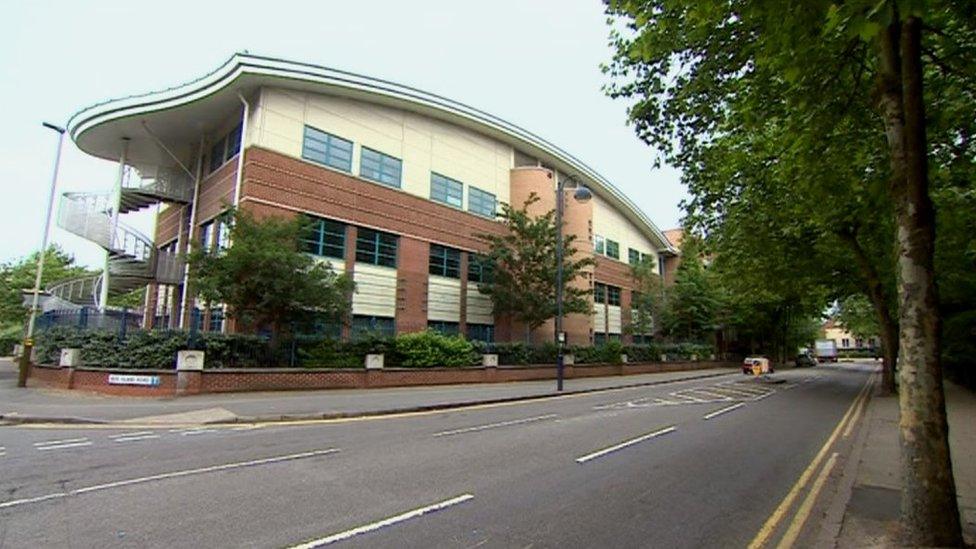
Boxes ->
[241,147,504,252]
[154,205,185,245]
[28,362,732,397]
[396,237,429,334]
[196,159,237,225]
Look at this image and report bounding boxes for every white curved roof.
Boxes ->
[67,53,675,253]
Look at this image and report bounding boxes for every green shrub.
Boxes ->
[0,334,20,356]
[298,337,369,368]
[392,330,478,368]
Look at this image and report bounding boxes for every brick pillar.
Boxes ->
[342,225,357,340]
[459,252,469,336]
[396,237,429,335]
[562,187,595,346]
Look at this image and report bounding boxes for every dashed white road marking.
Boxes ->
[0,448,341,510]
[703,403,745,420]
[113,434,161,443]
[179,428,219,436]
[33,437,88,447]
[287,493,474,548]
[576,426,676,464]
[0,446,6,457]
[109,431,154,439]
[432,414,558,437]
[34,438,92,451]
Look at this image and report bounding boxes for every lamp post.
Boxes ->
[555,178,592,391]
[18,122,66,387]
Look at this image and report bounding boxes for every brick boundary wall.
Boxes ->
[27,361,737,398]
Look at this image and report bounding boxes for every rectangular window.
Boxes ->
[842,338,850,348]
[208,307,225,333]
[208,137,226,174]
[199,221,214,252]
[594,283,607,304]
[299,216,346,259]
[356,228,398,268]
[632,334,653,345]
[605,239,620,260]
[629,248,642,266]
[658,257,665,275]
[214,218,230,252]
[298,312,342,339]
[226,124,242,159]
[594,333,607,346]
[467,254,493,284]
[594,235,605,255]
[302,126,353,172]
[429,244,461,278]
[427,321,460,336]
[352,315,395,339]
[468,187,497,218]
[467,323,494,343]
[430,173,463,208]
[359,147,402,188]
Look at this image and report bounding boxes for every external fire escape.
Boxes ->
[46,165,192,308]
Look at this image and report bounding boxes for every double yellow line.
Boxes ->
[748,374,876,549]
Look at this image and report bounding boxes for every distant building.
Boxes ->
[822,320,879,352]
[54,53,678,345]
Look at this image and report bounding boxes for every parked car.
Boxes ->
[796,349,817,367]
[742,356,774,374]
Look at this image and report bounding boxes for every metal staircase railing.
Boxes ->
[52,163,190,306]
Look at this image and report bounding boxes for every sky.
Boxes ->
[0,0,686,269]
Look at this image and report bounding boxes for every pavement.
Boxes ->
[832,376,976,547]
[0,364,854,548]
[0,358,738,425]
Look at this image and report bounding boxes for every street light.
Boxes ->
[18,122,66,388]
[555,178,592,391]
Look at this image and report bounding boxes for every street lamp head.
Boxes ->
[573,185,593,203]
[42,122,66,134]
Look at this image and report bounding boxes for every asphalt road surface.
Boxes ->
[0,364,873,548]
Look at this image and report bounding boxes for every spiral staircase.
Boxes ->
[45,166,193,309]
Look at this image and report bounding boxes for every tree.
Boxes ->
[628,257,665,339]
[836,294,881,342]
[0,245,91,328]
[604,1,972,542]
[477,194,595,342]
[187,209,354,342]
[665,237,718,341]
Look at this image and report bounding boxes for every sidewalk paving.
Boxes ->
[0,358,737,425]
[835,380,976,547]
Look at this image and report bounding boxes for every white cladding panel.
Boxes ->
[428,276,461,322]
[466,289,494,325]
[593,304,607,334]
[608,305,622,334]
[592,194,660,272]
[250,87,512,210]
[352,263,397,317]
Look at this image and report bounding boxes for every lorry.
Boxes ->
[815,339,838,363]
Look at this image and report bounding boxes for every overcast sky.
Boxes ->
[0,0,685,268]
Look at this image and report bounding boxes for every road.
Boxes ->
[0,364,874,548]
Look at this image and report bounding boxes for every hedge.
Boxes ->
[33,326,715,370]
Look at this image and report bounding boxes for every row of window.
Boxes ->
[301,125,497,218]
[594,283,622,306]
[199,217,230,252]
[207,124,242,174]
[427,244,494,283]
[628,248,652,267]
[299,215,398,268]
[594,235,620,260]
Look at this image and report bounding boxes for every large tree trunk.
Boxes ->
[836,229,898,393]
[878,13,962,546]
